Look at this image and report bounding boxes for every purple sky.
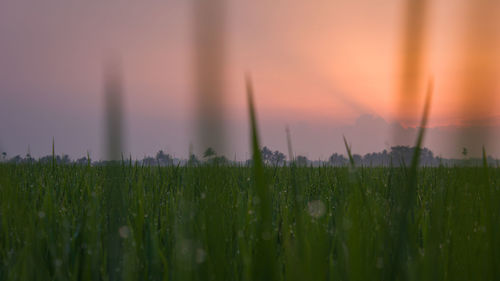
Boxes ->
[1,0,499,160]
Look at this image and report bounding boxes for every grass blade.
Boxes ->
[246,75,277,281]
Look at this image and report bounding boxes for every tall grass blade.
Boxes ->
[389,78,433,281]
[103,58,127,280]
[343,136,355,167]
[246,75,277,281]
[285,126,294,163]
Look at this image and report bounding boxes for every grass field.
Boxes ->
[1,161,499,281]
[1,83,499,281]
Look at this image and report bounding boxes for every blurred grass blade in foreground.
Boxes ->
[394,0,429,137]
[103,57,127,280]
[456,0,500,157]
[389,78,433,281]
[104,57,125,162]
[193,0,227,156]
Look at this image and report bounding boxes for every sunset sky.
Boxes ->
[1,0,499,160]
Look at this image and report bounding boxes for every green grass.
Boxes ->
[1,162,499,281]
[1,80,498,280]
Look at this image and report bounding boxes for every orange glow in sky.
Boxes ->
[1,0,500,159]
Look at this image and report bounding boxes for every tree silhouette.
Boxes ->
[329,153,347,166]
[260,146,273,164]
[156,150,173,166]
[188,154,200,165]
[76,157,88,165]
[142,156,156,166]
[9,155,22,164]
[203,147,216,159]
[270,150,286,166]
[296,155,309,166]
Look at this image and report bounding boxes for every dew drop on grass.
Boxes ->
[118,226,130,238]
[307,200,326,218]
[38,211,45,219]
[196,248,206,264]
[419,248,425,256]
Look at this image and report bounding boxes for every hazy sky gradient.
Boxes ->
[1,0,499,159]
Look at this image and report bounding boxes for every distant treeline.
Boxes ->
[1,146,498,167]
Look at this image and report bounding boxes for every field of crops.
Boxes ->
[1,161,499,281]
[1,87,498,281]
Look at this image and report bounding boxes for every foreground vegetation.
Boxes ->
[1,161,499,281]
[1,82,498,281]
